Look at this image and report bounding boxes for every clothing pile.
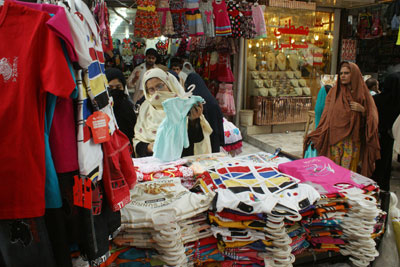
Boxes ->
[278,156,384,266]
[133,157,197,189]
[116,177,214,265]
[286,223,310,256]
[193,153,320,267]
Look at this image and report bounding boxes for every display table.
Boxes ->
[105,152,385,267]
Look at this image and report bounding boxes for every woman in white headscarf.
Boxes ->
[133,68,212,157]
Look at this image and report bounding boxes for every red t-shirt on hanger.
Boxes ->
[0,0,75,219]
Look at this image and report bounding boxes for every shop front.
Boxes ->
[241,5,337,134]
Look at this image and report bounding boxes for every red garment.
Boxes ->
[102,129,137,211]
[49,97,79,173]
[214,209,261,221]
[0,1,75,219]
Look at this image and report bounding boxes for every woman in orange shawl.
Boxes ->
[304,62,380,177]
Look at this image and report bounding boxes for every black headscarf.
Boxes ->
[185,73,224,152]
[373,72,400,132]
[105,68,126,88]
[105,68,136,146]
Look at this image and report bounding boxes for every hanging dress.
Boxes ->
[227,0,244,38]
[216,83,236,116]
[199,0,215,37]
[170,0,189,37]
[216,53,235,83]
[212,0,232,36]
[134,0,161,38]
[156,0,176,36]
[239,1,256,39]
[251,3,267,38]
[185,0,205,36]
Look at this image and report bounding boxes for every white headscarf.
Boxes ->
[182,62,196,75]
[133,68,212,156]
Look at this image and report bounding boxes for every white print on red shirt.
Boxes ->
[0,57,18,82]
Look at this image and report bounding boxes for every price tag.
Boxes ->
[86,111,110,144]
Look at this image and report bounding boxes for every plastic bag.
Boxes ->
[304,142,318,158]
[373,192,400,267]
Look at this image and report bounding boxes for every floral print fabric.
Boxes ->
[329,136,361,172]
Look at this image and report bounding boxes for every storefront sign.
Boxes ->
[273,19,310,37]
[274,37,309,50]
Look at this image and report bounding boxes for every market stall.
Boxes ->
[102,151,385,267]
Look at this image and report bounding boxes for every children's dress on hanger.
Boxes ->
[199,0,215,37]
[134,0,161,38]
[153,95,205,162]
[216,83,235,116]
[251,3,267,38]
[227,0,244,38]
[185,0,204,36]
[212,0,232,36]
[216,53,235,83]
[170,0,189,37]
[156,0,176,36]
[239,1,256,39]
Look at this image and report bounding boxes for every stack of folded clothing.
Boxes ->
[299,197,348,253]
[185,236,225,265]
[286,224,310,255]
[132,157,198,189]
[116,178,214,265]
[193,155,320,267]
[340,189,380,266]
[278,156,383,265]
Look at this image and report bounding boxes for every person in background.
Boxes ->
[304,62,380,177]
[105,68,136,147]
[133,68,211,157]
[127,48,168,104]
[304,84,332,158]
[372,72,400,191]
[185,73,224,153]
[314,84,332,128]
[366,77,380,96]
[170,57,187,87]
[182,61,196,75]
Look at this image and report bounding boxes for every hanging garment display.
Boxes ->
[170,0,189,37]
[251,3,267,38]
[93,0,113,52]
[216,53,235,82]
[156,0,175,36]
[185,0,204,36]
[199,0,215,37]
[216,83,236,116]
[102,129,137,212]
[134,0,161,38]
[239,1,256,39]
[212,0,232,36]
[227,0,244,38]
[0,1,75,219]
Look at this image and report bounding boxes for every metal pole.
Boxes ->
[235,37,246,126]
